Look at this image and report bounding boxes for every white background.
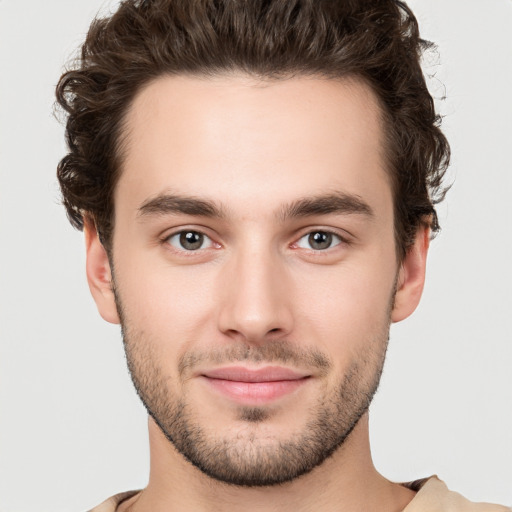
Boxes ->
[0,0,511,510]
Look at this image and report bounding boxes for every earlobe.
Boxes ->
[391,226,430,323]
[84,218,120,324]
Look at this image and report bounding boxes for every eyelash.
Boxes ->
[293,230,347,251]
[163,229,218,253]
[162,228,349,254]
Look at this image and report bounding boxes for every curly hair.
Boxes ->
[56,0,450,260]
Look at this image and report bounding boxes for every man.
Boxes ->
[55,0,509,510]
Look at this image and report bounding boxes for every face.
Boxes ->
[87,74,427,486]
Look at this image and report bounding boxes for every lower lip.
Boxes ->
[202,377,309,404]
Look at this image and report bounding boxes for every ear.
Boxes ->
[391,226,430,323]
[84,218,120,324]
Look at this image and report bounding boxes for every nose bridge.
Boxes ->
[217,241,293,342]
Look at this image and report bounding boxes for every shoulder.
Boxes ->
[404,476,511,512]
[87,490,140,512]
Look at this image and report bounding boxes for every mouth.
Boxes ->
[200,366,311,404]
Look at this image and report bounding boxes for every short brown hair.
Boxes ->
[56,0,450,259]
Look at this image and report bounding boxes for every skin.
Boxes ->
[85,74,429,511]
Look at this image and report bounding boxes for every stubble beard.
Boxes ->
[115,289,391,487]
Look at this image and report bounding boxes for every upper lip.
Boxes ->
[201,366,310,382]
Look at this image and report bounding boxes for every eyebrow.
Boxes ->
[138,194,226,219]
[277,192,374,222]
[137,191,373,221]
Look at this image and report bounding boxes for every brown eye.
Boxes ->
[167,230,211,251]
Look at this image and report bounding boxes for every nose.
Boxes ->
[216,245,294,344]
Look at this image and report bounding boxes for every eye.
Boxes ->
[295,230,343,251]
[166,230,214,251]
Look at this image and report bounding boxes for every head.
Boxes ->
[57,0,449,487]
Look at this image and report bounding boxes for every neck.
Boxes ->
[119,414,415,512]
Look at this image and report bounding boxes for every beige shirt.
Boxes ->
[402,477,510,511]
[87,477,511,511]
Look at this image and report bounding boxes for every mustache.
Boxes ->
[178,340,332,378]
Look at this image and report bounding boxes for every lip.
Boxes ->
[202,366,309,382]
[200,366,310,404]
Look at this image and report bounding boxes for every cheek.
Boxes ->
[293,258,396,352]
[114,251,219,353]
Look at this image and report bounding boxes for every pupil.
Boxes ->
[180,231,203,250]
[309,231,332,250]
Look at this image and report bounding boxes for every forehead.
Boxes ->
[116,73,391,219]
